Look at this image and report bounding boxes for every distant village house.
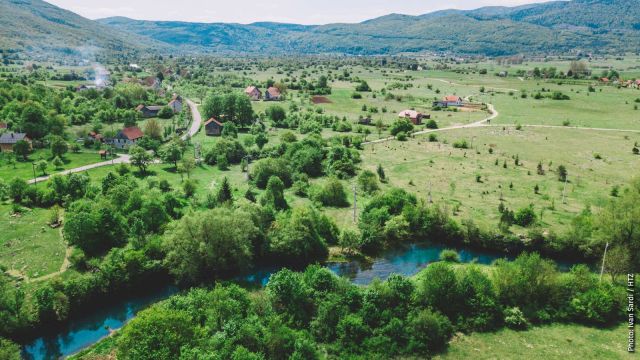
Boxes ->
[110,126,144,149]
[136,104,163,118]
[245,86,262,100]
[265,87,282,101]
[398,110,427,125]
[433,95,464,108]
[168,94,183,113]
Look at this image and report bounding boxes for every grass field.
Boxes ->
[0,204,65,278]
[436,323,630,359]
[356,126,640,233]
[0,149,105,182]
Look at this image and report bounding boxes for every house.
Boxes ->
[434,95,464,108]
[88,131,104,143]
[0,132,31,152]
[265,87,282,101]
[168,94,183,113]
[245,86,262,100]
[600,77,609,83]
[136,104,163,118]
[635,79,640,88]
[204,118,224,136]
[398,110,426,125]
[111,126,143,149]
[0,122,7,129]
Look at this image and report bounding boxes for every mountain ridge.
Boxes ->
[1,0,639,57]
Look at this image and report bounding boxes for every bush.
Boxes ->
[425,119,438,129]
[251,158,292,188]
[395,131,407,141]
[406,309,453,355]
[158,106,174,119]
[357,170,379,194]
[0,338,20,360]
[311,178,349,207]
[514,205,537,227]
[389,119,413,136]
[504,307,529,329]
[439,249,460,263]
[452,139,469,149]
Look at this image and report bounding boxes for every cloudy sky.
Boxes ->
[46,0,543,24]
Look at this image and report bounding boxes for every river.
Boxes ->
[22,242,573,359]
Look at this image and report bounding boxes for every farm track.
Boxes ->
[26,99,202,185]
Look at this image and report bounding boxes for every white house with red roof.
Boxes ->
[111,126,144,149]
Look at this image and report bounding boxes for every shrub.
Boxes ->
[514,205,537,227]
[389,119,413,136]
[357,170,379,194]
[425,119,438,129]
[504,307,529,329]
[406,309,453,355]
[439,249,460,263]
[452,139,469,149]
[251,158,292,188]
[311,178,349,207]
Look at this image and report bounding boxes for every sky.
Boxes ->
[46,0,543,25]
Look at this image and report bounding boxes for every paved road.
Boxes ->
[364,103,498,145]
[183,99,202,140]
[26,99,202,184]
[27,154,130,185]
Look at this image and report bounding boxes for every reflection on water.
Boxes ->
[326,242,512,285]
[22,286,178,360]
[22,241,574,359]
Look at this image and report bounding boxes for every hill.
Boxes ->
[97,0,640,55]
[0,0,164,59]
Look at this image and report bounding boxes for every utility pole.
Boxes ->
[352,183,357,223]
[31,163,37,188]
[561,176,568,204]
[599,242,609,282]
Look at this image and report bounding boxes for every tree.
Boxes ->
[221,121,238,138]
[415,262,460,319]
[52,156,64,169]
[235,95,254,127]
[312,177,349,207]
[63,200,126,255]
[355,80,371,92]
[144,118,163,140]
[268,207,329,264]
[129,145,152,174]
[157,106,174,119]
[255,132,268,149]
[0,338,21,360]
[266,105,286,123]
[216,177,233,205]
[12,140,30,161]
[357,170,379,194]
[49,136,68,158]
[162,207,258,283]
[376,164,386,182]
[605,245,631,282]
[35,159,47,176]
[8,177,27,202]
[160,141,183,169]
[339,229,360,254]
[178,157,196,179]
[20,101,48,139]
[261,176,288,210]
[117,308,196,360]
[557,165,568,182]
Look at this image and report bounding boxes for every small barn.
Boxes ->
[205,118,224,136]
[136,104,162,118]
[0,132,31,152]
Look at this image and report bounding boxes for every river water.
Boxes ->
[22,242,572,359]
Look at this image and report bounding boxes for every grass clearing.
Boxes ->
[0,204,66,278]
[436,323,629,359]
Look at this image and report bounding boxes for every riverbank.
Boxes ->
[21,241,587,359]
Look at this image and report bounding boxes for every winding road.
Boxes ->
[26,99,202,185]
